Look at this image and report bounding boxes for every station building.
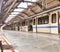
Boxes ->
[1,0,60,34]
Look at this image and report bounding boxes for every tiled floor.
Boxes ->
[0,35,14,52]
[1,30,60,52]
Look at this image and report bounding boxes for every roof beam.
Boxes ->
[17,0,42,9]
[30,9,37,14]
[18,16,24,19]
[36,2,42,8]
[3,0,14,9]
[58,0,60,1]
[17,16,22,19]
[3,0,17,20]
[19,14,24,18]
[17,7,27,9]
[17,0,36,3]
[22,12,29,17]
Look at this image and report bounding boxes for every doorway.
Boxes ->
[58,15,60,33]
[28,20,33,31]
[28,25,33,31]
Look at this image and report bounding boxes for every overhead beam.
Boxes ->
[17,0,42,9]
[18,16,24,19]
[4,7,9,12]
[3,0,17,20]
[17,16,22,19]
[22,12,29,17]
[30,9,37,14]
[17,0,36,3]
[19,14,24,18]
[58,0,60,1]
[36,2,42,8]
[3,0,14,9]
[17,7,27,9]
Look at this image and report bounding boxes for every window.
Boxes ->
[33,19,35,25]
[22,21,25,26]
[44,16,49,24]
[29,20,32,25]
[38,18,42,24]
[38,16,49,25]
[52,13,56,23]
[18,22,20,26]
[25,21,28,25]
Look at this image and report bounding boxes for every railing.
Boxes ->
[0,41,3,52]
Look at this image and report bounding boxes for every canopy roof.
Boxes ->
[1,0,60,25]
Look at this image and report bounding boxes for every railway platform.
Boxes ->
[0,34,14,52]
[1,0,60,52]
[0,30,60,52]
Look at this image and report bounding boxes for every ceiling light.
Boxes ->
[32,0,36,2]
[17,2,28,8]
[24,0,31,1]
[28,3,32,5]
[11,12,20,15]
[24,0,36,2]
[9,14,17,17]
[14,8,24,12]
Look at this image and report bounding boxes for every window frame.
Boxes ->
[33,19,35,25]
[38,15,49,25]
[51,13,56,23]
[22,21,25,26]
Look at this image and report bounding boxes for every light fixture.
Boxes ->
[24,0,31,1]
[9,14,17,17]
[14,8,24,12]
[11,12,20,15]
[31,0,36,2]
[28,3,32,5]
[24,0,36,2]
[17,2,28,8]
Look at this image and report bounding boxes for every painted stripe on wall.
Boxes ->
[33,26,58,28]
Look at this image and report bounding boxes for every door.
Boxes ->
[28,20,33,31]
[58,14,60,33]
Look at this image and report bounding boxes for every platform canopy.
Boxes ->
[1,0,60,25]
